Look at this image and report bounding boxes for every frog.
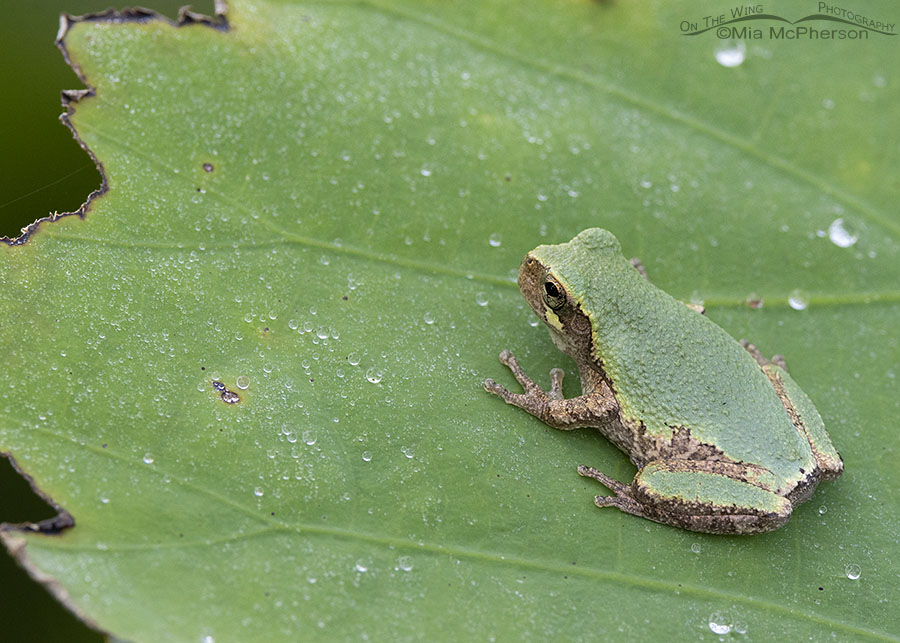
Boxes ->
[483,228,843,534]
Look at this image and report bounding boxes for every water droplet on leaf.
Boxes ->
[715,40,746,67]
[828,218,857,248]
[788,290,809,311]
[708,611,732,634]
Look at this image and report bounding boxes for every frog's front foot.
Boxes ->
[485,351,617,429]
[484,350,561,419]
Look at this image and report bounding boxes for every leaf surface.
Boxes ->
[1,1,899,640]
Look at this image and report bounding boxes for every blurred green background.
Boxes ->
[0,2,211,639]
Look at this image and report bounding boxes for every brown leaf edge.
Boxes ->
[0,0,228,246]
[0,1,230,637]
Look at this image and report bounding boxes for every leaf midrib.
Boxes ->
[54,10,898,310]
[41,229,900,309]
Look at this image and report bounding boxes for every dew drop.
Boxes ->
[401,446,415,459]
[347,352,361,366]
[236,375,250,390]
[254,487,264,497]
[362,451,373,462]
[818,505,828,515]
[845,563,861,580]
[691,543,701,554]
[715,40,746,67]
[420,168,432,177]
[397,555,413,572]
[303,429,317,446]
[366,367,383,384]
[354,561,368,573]
[788,290,809,311]
[475,292,489,307]
[142,453,154,465]
[488,233,502,247]
[423,312,435,325]
[828,218,858,248]
[708,611,732,635]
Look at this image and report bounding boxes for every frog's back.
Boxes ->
[541,229,813,483]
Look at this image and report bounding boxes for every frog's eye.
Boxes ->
[542,277,566,310]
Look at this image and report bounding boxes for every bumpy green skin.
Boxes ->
[531,229,812,487]
[486,228,843,534]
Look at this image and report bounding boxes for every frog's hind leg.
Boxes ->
[578,460,792,535]
[761,363,843,481]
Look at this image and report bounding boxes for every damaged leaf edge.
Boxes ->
[0,0,229,246]
[0,451,100,634]
[0,1,231,637]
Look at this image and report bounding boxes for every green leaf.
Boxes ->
[2,0,899,639]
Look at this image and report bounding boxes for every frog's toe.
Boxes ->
[578,465,630,494]
[771,354,787,371]
[592,493,646,516]
[496,350,545,392]
[483,378,509,396]
[629,257,648,279]
[739,339,770,367]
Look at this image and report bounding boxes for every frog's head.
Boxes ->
[518,228,622,359]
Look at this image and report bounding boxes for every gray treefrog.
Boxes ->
[484,228,842,534]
